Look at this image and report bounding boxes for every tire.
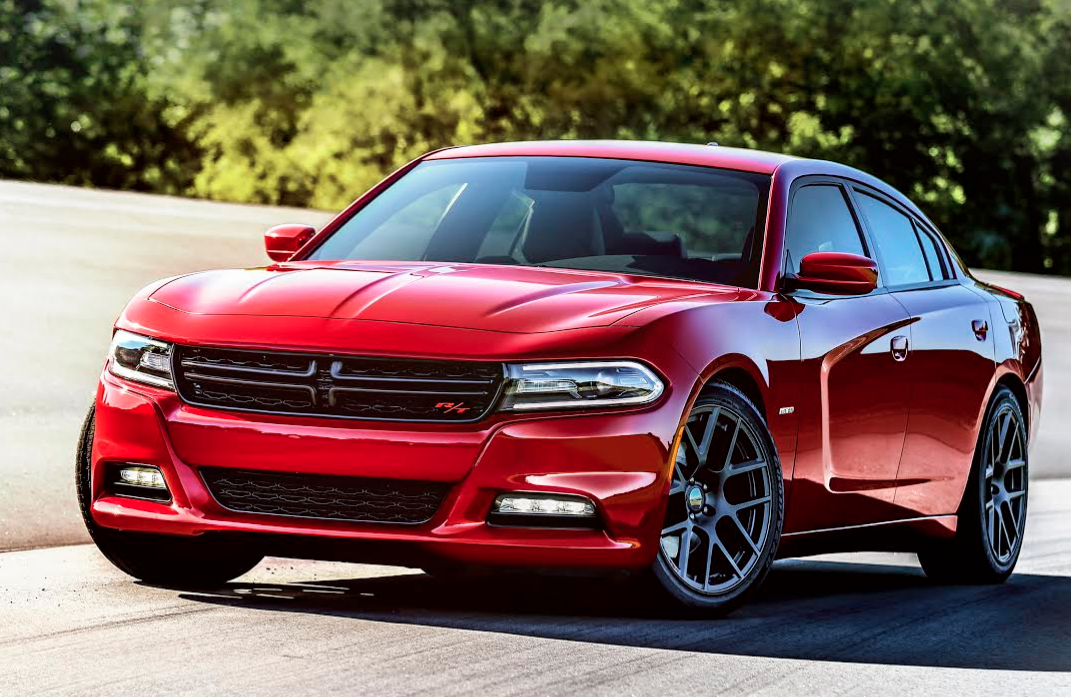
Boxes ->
[917,386,1028,584]
[650,381,784,616]
[76,405,264,588]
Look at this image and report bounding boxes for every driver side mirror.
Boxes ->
[264,224,316,262]
[787,252,878,295]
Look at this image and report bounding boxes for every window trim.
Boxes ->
[780,176,885,299]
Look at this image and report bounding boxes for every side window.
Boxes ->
[915,223,948,280]
[785,184,866,275]
[855,192,929,286]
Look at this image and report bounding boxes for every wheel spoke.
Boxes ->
[669,463,688,495]
[997,411,1012,463]
[987,504,997,552]
[999,508,1013,556]
[697,408,721,459]
[684,429,701,463]
[730,494,771,514]
[729,514,760,554]
[701,534,714,590]
[1004,458,1026,472]
[1006,497,1021,530]
[727,458,766,477]
[722,420,740,471]
[713,537,743,578]
[663,519,690,535]
[678,528,692,574]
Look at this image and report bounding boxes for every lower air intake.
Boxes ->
[201,468,451,525]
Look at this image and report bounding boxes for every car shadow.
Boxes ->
[178,558,1071,672]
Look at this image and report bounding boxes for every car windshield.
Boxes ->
[308,156,770,287]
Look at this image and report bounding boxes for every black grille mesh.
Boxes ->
[173,346,504,422]
[201,468,450,524]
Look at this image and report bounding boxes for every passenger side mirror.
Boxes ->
[264,224,316,262]
[787,252,878,295]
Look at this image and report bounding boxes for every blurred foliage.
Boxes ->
[2,0,1070,273]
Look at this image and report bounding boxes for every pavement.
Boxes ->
[0,180,332,551]
[1,179,1069,694]
[2,480,1069,695]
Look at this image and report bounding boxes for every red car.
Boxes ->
[77,140,1042,615]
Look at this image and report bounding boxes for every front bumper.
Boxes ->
[90,365,691,571]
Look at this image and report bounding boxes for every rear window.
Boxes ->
[308,156,771,287]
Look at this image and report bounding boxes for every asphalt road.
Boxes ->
[0,180,332,551]
[3,479,1069,695]
[2,180,1070,695]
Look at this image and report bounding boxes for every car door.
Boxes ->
[849,187,997,517]
[782,180,914,533]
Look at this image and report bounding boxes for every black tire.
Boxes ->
[650,381,784,616]
[76,405,264,588]
[917,386,1028,584]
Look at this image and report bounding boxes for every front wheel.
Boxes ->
[917,386,1028,584]
[651,382,784,616]
[76,405,263,588]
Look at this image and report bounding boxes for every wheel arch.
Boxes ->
[700,364,768,423]
[951,365,1031,514]
[975,365,1031,442]
[994,372,1029,434]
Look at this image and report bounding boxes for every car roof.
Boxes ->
[425,140,796,175]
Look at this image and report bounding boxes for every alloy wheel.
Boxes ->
[984,402,1027,564]
[660,403,773,595]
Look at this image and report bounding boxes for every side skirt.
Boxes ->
[776,515,958,558]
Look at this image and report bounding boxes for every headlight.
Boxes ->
[500,361,664,411]
[108,330,174,390]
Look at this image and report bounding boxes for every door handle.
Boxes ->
[890,335,909,362]
[972,319,988,341]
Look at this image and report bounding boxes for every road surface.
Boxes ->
[3,479,1070,695]
[0,180,331,551]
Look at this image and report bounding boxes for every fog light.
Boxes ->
[490,493,598,528]
[109,464,171,502]
[119,466,167,489]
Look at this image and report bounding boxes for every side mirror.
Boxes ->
[788,252,878,295]
[264,224,316,262]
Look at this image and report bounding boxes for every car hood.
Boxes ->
[149,261,744,333]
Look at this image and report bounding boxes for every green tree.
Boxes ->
[3,0,1071,274]
[0,0,198,192]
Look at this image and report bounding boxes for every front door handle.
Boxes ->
[972,319,988,341]
[891,335,909,362]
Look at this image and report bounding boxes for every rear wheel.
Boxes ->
[917,386,1028,584]
[651,382,784,616]
[76,405,263,588]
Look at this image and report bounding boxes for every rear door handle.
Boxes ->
[891,335,909,361]
[972,319,988,341]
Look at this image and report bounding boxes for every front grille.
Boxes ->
[201,468,451,524]
[172,346,505,422]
